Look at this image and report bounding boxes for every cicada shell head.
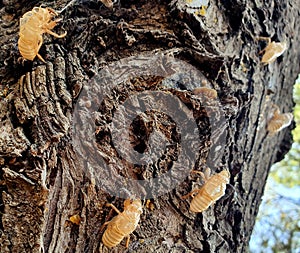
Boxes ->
[218,170,230,184]
[124,199,143,214]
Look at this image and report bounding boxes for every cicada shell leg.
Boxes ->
[191,168,211,182]
[125,235,130,248]
[256,36,271,43]
[191,170,206,180]
[46,29,67,38]
[106,203,122,214]
[36,54,46,63]
[46,7,58,16]
[100,203,121,233]
[36,36,46,63]
[181,188,202,200]
[256,36,271,54]
[101,220,110,230]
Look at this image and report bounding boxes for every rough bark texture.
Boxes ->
[0,0,299,252]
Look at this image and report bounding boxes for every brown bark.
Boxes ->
[0,0,299,252]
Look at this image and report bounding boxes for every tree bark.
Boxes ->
[0,0,299,252]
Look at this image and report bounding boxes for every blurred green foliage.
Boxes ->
[251,180,300,253]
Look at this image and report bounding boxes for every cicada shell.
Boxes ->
[258,37,287,65]
[267,105,293,134]
[18,7,67,62]
[192,87,218,99]
[183,168,230,213]
[102,199,142,248]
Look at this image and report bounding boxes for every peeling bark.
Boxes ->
[0,0,299,252]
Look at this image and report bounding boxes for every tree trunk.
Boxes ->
[0,0,299,252]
